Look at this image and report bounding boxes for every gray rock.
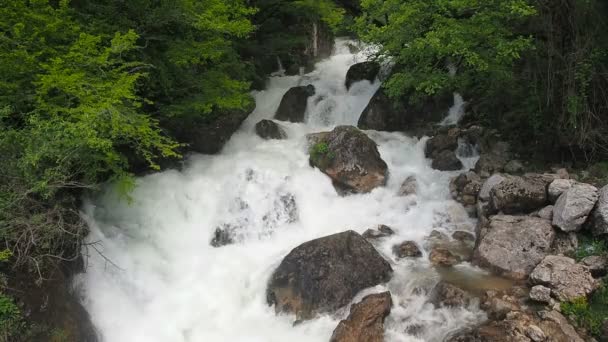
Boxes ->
[425,128,460,158]
[536,205,554,220]
[525,325,545,342]
[309,126,388,194]
[362,225,395,240]
[592,185,608,236]
[473,215,555,280]
[551,231,579,256]
[452,231,475,243]
[504,160,525,174]
[275,85,315,122]
[474,141,511,177]
[450,171,482,209]
[529,285,552,303]
[429,247,460,267]
[392,241,422,259]
[581,255,608,278]
[430,282,473,308]
[529,255,598,301]
[255,119,286,140]
[266,230,393,320]
[398,176,417,196]
[538,310,584,342]
[479,174,506,202]
[548,179,575,203]
[489,175,547,214]
[344,61,380,90]
[552,183,599,232]
[431,150,463,171]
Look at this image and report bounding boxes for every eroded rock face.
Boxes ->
[473,215,555,280]
[255,119,286,140]
[392,241,422,259]
[345,61,380,90]
[309,126,388,194]
[553,183,599,232]
[489,175,547,214]
[275,85,315,122]
[529,255,598,302]
[330,292,392,342]
[592,185,608,236]
[266,231,392,320]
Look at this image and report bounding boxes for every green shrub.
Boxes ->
[561,283,608,337]
[309,142,335,167]
[0,293,24,341]
[572,235,608,261]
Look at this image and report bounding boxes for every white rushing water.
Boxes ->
[77,38,485,342]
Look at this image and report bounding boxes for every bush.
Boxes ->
[561,283,608,337]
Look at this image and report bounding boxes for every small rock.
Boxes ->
[525,325,546,342]
[398,176,417,196]
[330,292,392,342]
[426,129,460,158]
[536,205,554,220]
[504,160,525,174]
[210,225,235,247]
[581,255,608,278]
[362,225,395,240]
[430,282,473,308]
[529,255,598,301]
[431,150,463,171]
[479,174,506,202]
[392,241,422,259]
[592,185,608,236]
[452,231,475,243]
[529,285,552,303]
[344,61,381,90]
[255,119,286,140]
[548,179,575,203]
[275,85,315,122]
[430,247,460,267]
[553,183,599,232]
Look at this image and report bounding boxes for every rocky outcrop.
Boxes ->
[392,241,422,259]
[489,175,547,214]
[362,225,395,240]
[529,255,598,302]
[592,185,608,236]
[431,150,463,171]
[473,215,555,280]
[330,292,392,342]
[552,183,599,232]
[309,126,388,194]
[450,171,482,215]
[255,119,286,140]
[266,231,392,320]
[398,176,418,196]
[275,85,315,122]
[430,282,474,308]
[345,61,380,90]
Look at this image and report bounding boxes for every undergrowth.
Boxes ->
[561,283,608,337]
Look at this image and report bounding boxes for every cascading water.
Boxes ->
[77,38,487,342]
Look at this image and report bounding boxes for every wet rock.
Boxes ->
[450,171,482,216]
[330,292,392,342]
[306,131,329,147]
[504,160,525,174]
[581,255,608,278]
[548,179,575,203]
[430,247,460,267]
[473,215,555,280]
[592,185,608,236]
[274,85,315,122]
[357,89,407,132]
[452,231,475,243]
[479,175,506,202]
[430,282,474,308]
[529,285,552,303]
[392,241,422,259]
[553,183,599,232]
[551,231,578,256]
[362,225,395,240]
[431,150,463,171]
[425,128,460,158]
[309,126,388,194]
[489,175,547,215]
[255,119,287,140]
[529,255,598,301]
[398,176,418,196]
[475,141,511,178]
[535,205,554,221]
[480,289,523,320]
[344,61,380,90]
[210,225,236,247]
[266,230,392,320]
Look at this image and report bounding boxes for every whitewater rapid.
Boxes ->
[77,39,485,342]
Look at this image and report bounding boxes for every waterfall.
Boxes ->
[76,38,484,342]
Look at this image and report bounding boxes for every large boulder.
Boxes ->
[431,150,463,171]
[266,231,393,320]
[425,128,461,158]
[274,85,315,122]
[529,255,598,302]
[474,140,511,178]
[548,179,575,203]
[489,175,547,214]
[255,119,286,140]
[592,185,608,236]
[473,215,555,280]
[309,126,388,194]
[345,61,380,90]
[552,183,599,232]
[330,292,392,342]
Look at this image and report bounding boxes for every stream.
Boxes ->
[77,39,489,342]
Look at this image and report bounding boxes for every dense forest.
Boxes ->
[0,0,607,340]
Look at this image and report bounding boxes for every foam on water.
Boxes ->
[77,38,483,342]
